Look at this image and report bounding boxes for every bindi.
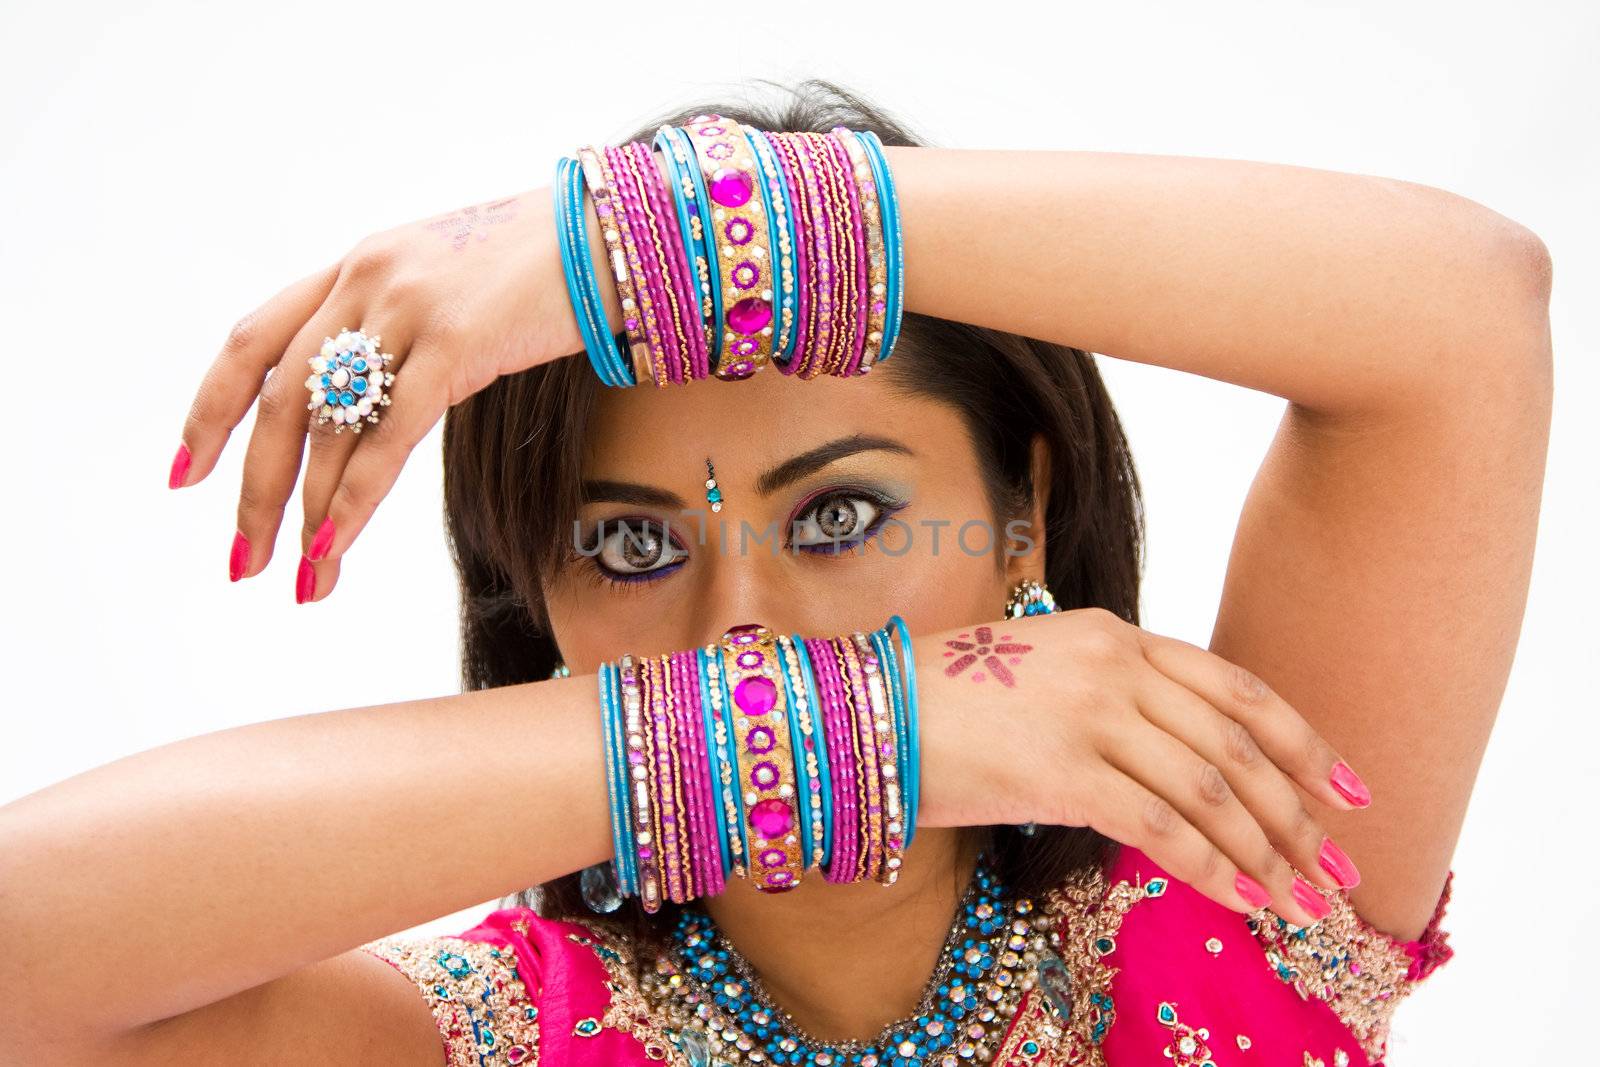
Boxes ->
[943,625,1032,686]
[424,196,519,250]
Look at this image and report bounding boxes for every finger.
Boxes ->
[298,319,413,588]
[306,339,454,567]
[232,298,364,579]
[296,552,342,605]
[1136,630,1371,812]
[1137,671,1355,893]
[1101,720,1331,927]
[175,263,339,490]
[1081,765,1316,921]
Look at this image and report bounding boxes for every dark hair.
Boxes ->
[441,78,1144,949]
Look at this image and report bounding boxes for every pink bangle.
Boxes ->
[824,131,872,377]
[853,631,903,884]
[619,655,662,911]
[805,132,856,377]
[763,132,817,377]
[831,126,889,373]
[624,141,703,383]
[605,145,675,387]
[808,635,859,882]
[576,146,652,386]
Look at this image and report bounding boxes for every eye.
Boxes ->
[791,490,900,553]
[592,519,687,579]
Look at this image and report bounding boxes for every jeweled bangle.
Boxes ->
[576,146,652,387]
[760,131,814,377]
[857,131,905,363]
[831,127,888,375]
[870,625,911,866]
[853,631,903,885]
[693,645,733,882]
[887,614,920,846]
[619,655,662,910]
[790,632,833,868]
[604,145,676,388]
[805,131,861,378]
[622,141,702,384]
[720,623,805,891]
[638,655,679,906]
[672,648,721,898]
[835,634,885,882]
[775,634,825,870]
[653,126,718,374]
[745,128,797,368]
[684,115,776,380]
[807,634,859,882]
[702,643,748,878]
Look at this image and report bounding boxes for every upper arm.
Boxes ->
[1206,226,1553,939]
[83,929,541,1067]
[89,946,447,1066]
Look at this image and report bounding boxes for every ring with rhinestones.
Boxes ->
[303,327,395,434]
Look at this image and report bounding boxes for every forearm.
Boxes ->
[0,675,610,1044]
[886,146,1546,416]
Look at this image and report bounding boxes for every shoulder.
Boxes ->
[357,905,651,1066]
[1040,844,1455,1066]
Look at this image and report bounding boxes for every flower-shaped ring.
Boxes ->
[303,327,395,434]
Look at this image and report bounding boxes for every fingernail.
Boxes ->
[1292,876,1332,921]
[296,555,316,603]
[168,442,192,489]
[308,516,336,562]
[1318,835,1361,888]
[229,530,251,582]
[1235,871,1273,908]
[1330,761,1372,807]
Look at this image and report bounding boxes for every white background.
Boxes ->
[1,1,1593,1062]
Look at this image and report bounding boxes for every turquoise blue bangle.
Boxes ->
[553,158,617,386]
[598,662,636,894]
[886,614,920,845]
[776,636,817,871]
[747,129,798,366]
[858,132,905,363]
[555,157,635,386]
[791,632,833,869]
[696,646,732,880]
[870,627,910,851]
[653,126,715,371]
[659,125,724,372]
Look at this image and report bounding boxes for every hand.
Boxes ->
[169,185,589,600]
[917,607,1371,926]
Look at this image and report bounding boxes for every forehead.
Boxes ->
[583,367,975,485]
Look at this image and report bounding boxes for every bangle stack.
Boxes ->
[596,616,921,912]
[556,116,904,387]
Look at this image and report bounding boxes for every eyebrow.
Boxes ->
[580,433,915,509]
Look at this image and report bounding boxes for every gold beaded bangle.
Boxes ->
[683,114,776,380]
[776,634,827,870]
[576,146,654,387]
[834,634,883,882]
[702,642,748,879]
[807,132,858,378]
[719,623,805,891]
[831,127,889,374]
[852,631,903,885]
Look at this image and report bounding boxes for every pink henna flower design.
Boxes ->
[944,626,1032,687]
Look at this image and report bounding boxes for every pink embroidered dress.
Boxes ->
[359,844,1454,1067]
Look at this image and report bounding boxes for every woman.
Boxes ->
[0,80,1550,1066]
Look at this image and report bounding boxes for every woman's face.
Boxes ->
[544,365,1035,672]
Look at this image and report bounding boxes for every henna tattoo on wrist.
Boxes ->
[943,625,1032,687]
[424,195,519,250]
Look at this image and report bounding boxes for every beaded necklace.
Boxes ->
[641,858,1065,1067]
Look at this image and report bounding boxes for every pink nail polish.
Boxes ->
[168,442,192,489]
[1292,876,1332,921]
[229,530,251,582]
[1330,760,1371,807]
[1235,871,1273,908]
[308,516,335,562]
[1318,836,1361,888]
[296,555,316,603]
